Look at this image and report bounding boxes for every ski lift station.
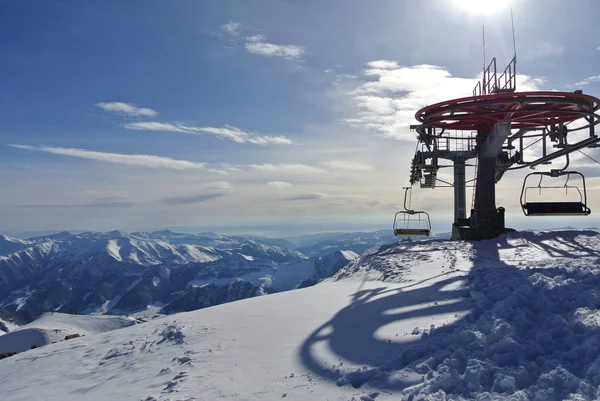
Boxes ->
[394,30,600,240]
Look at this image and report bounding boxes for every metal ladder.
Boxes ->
[471,157,479,210]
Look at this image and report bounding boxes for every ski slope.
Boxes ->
[1,230,600,400]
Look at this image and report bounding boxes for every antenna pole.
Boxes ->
[511,9,517,73]
[483,25,486,72]
[483,25,486,94]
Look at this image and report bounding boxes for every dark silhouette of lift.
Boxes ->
[393,187,431,236]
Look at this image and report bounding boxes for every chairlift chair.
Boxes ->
[520,171,591,216]
[393,187,432,236]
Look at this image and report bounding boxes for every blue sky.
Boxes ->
[2,0,600,236]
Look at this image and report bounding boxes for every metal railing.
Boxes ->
[472,56,516,96]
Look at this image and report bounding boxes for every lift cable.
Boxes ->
[578,149,600,166]
[522,137,543,151]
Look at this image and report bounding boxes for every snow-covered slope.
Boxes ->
[0,318,18,335]
[0,312,136,353]
[0,308,22,335]
[2,229,600,400]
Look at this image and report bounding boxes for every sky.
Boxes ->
[2,0,600,237]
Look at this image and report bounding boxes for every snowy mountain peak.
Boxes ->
[0,229,362,320]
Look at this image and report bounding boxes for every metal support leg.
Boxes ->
[453,156,466,223]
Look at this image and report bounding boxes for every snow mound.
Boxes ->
[0,313,135,353]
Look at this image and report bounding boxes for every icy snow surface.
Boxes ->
[2,230,600,400]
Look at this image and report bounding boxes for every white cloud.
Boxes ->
[221,21,241,36]
[246,34,266,42]
[345,61,544,140]
[268,181,293,189]
[366,60,399,69]
[244,34,305,60]
[123,122,294,145]
[321,160,373,171]
[574,75,600,87]
[249,164,325,174]
[218,22,305,61]
[8,144,208,170]
[95,102,158,117]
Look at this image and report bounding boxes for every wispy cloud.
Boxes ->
[19,196,134,208]
[282,193,328,201]
[574,75,600,86]
[160,192,225,205]
[123,122,294,145]
[244,35,305,60]
[268,181,293,189]
[203,181,234,190]
[83,189,130,198]
[321,160,373,171]
[9,144,209,170]
[249,164,325,174]
[95,102,158,117]
[220,21,305,60]
[344,61,543,140]
[221,21,241,36]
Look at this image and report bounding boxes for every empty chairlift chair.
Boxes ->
[520,171,591,216]
[393,187,432,236]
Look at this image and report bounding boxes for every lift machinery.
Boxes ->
[395,53,600,240]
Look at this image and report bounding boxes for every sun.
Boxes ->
[453,0,512,15]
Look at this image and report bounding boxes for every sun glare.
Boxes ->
[453,0,512,15]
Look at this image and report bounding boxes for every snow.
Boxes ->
[340,249,360,261]
[2,229,600,400]
[105,239,122,261]
[0,313,136,353]
[0,231,226,268]
[0,318,19,335]
[188,258,316,291]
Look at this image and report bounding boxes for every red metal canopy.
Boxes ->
[415,91,600,131]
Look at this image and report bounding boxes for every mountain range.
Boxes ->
[0,229,396,323]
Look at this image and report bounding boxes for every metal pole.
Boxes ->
[454,156,467,222]
[511,9,517,75]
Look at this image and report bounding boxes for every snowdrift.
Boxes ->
[1,230,600,400]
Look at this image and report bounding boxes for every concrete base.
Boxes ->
[451,224,516,241]
[450,207,515,241]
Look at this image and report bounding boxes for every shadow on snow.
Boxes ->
[299,230,600,399]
